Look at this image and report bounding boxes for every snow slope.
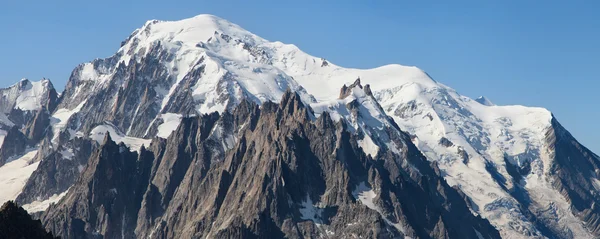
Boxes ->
[0,79,54,112]
[89,124,150,151]
[62,14,315,140]
[22,189,69,213]
[0,149,39,205]
[140,15,586,238]
[19,14,594,238]
[269,42,587,237]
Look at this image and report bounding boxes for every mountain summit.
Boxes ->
[0,14,598,239]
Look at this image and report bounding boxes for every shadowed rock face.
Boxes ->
[0,79,58,166]
[546,117,600,235]
[0,201,58,239]
[41,91,500,239]
[0,126,29,166]
[16,138,95,206]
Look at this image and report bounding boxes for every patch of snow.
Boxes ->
[89,124,150,151]
[0,129,6,148]
[59,148,75,160]
[358,136,379,158]
[50,100,86,144]
[208,124,236,151]
[13,80,51,111]
[22,189,69,213]
[156,113,183,138]
[299,195,324,224]
[524,171,594,238]
[592,178,600,192]
[352,182,407,234]
[0,149,39,204]
[0,113,14,127]
[79,63,100,81]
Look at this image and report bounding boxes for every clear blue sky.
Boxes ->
[1,1,598,152]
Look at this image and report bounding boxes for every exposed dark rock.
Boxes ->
[16,138,95,205]
[458,146,469,164]
[0,126,30,166]
[42,133,155,239]
[23,108,51,143]
[0,201,58,239]
[545,116,600,235]
[339,78,363,99]
[439,137,454,147]
[42,91,500,239]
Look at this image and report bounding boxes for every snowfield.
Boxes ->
[0,149,39,205]
[89,124,151,151]
[3,14,594,238]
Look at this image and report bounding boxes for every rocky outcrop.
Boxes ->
[42,91,500,239]
[339,78,373,99]
[42,133,154,239]
[0,201,57,239]
[0,79,58,165]
[23,108,52,143]
[0,126,30,166]
[16,138,95,205]
[546,117,600,235]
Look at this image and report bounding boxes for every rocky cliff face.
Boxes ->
[0,201,57,239]
[41,90,500,239]
[544,117,600,235]
[0,79,58,166]
[1,14,599,239]
[16,138,95,206]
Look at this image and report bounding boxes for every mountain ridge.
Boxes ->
[0,14,597,239]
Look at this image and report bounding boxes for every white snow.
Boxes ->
[352,182,407,235]
[0,113,14,127]
[0,129,6,148]
[14,79,51,111]
[50,100,86,144]
[115,14,315,119]
[156,113,183,138]
[0,149,39,205]
[89,124,151,151]
[59,147,75,160]
[22,189,69,213]
[352,182,378,209]
[0,79,53,113]
[358,136,379,158]
[79,63,100,81]
[310,84,398,158]
[29,14,590,238]
[299,195,324,224]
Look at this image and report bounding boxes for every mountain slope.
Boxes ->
[42,90,500,239]
[0,79,57,165]
[0,201,57,239]
[1,14,597,239]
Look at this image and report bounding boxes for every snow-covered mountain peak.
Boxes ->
[0,78,57,112]
[2,14,599,238]
[125,14,265,51]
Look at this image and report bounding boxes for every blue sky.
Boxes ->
[1,1,598,152]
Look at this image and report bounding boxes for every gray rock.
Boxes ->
[42,91,500,239]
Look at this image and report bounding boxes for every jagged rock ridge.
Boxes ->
[41,90,500,238]
[0,201,57,239]
[0,14,597,239]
